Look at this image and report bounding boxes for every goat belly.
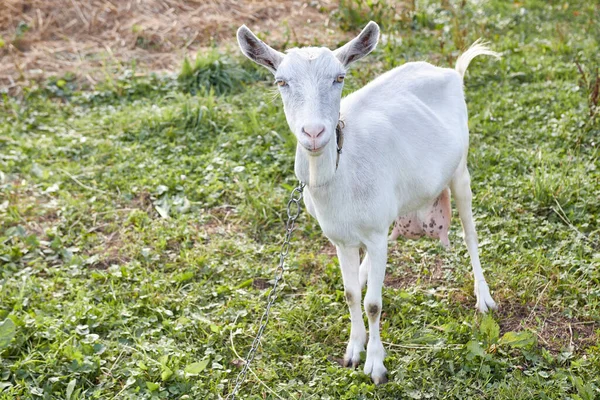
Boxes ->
[390,188,451,248]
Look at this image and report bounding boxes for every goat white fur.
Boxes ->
[238,22,499,385]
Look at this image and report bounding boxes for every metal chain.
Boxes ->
[226,181,306,400]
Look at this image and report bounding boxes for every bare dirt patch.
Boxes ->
[0,176,62,238]
[1,0,344,92]
[200,205,242,237]
[497,301,598,354]
[89,256,127,270]
[131,191,153,212]
[384,256,446,289]
[86,224,132,269]
[319,242,337,257]
[252,277,270,290]
[382,252,598,353]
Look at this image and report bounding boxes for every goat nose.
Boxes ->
[302,123,325,139]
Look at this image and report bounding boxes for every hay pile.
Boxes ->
[0,0,338,92]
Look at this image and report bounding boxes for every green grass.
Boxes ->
[1,0,599,398]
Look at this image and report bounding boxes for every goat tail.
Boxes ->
[455,39,501,79]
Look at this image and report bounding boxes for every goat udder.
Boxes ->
[389,188,451,248]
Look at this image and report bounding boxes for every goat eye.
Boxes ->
[335,75,345,83]
[276,80,287,87]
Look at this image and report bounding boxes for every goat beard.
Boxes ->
[308,154,318,187]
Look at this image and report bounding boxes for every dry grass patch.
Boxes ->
[1,0,341,92]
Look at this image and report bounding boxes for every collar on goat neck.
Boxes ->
[335,118,345,170]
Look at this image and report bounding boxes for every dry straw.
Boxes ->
[0,0,336,94]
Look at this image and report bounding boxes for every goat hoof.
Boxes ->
[342,356,360,369]
[476,298,498,313]
[475,280,497,313]
[365,364,388,385]
[372,372,388,385]
[343,345,363,369]
[364,352,387,384]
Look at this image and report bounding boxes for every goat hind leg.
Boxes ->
[450,165,497,313]
[358,252,370,289]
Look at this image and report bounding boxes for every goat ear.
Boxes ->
[237,25,284,74]
[334,21,380,67]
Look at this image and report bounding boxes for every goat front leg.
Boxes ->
[336,245,367,368]
[451,165,497,312]
[363,236,388,384]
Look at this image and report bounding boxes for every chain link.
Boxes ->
[225,181,306,400]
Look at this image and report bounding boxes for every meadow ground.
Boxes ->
[1,1,599,399]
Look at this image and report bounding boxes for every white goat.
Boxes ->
[238,21,499,384]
